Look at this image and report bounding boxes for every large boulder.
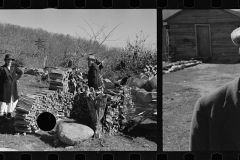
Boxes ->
[103,78,115,89]
[126,76,147,88]
[131,88,152,107]
[56,122,94,146]
[141,76,157,92]
[135,73,148,80]
[148,76,157,90]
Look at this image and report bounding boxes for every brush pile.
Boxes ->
[14,89,74,133]
[143,65,157,77]
[48,68,72,92]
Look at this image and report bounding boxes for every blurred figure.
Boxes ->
[0,54,23,119]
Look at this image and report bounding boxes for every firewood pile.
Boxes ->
[48,68,72,92]
[14,65,157,135]
[14,89,74,133]
[67,67,157,136]
[163,60,202,74]
[82,86,130,137]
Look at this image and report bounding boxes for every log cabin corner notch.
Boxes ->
[163,9,240,63]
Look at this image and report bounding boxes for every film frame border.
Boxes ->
[161,0,240,159]
[0,0,159,160]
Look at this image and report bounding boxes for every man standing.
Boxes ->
[87,54,103,90]
[190,76,240,151]
[0,54,23,119]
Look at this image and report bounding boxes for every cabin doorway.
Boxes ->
[195,24,212,57]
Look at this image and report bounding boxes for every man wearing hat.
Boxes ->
[0,54,23,119]
[87,54,103,90]
[190,28,240,151]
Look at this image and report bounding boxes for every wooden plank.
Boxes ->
[211,44,235,47]
[169,19,209,24]
[212,48,238,52]
[169,31,195,35]
[170,35,195,39]
[170,24,195,28]
[208,19,240,23]
[169,28,195,33]
[212,40,232,43]
[211,53,240,56]
[212,47,237,49]
[211,35,232,38]
[211,28,236,32]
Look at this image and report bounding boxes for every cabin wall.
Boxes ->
[168,23,196,59]
[211,23,239,56]
[166,9,240,60]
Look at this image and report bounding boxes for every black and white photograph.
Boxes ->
[163,9,240,151]
[0,9,157,151]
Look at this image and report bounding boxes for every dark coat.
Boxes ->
[88,63,102,89]
[190,76,240,151]
[0,64,23,103]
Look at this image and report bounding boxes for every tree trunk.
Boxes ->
[85,94,107,138]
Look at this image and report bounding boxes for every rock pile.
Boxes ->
[162,60,202,74]
[102,72,157,123]
[48,68,72,92]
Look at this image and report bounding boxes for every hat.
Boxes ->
[4,54,15,61]
[88,55,96,60]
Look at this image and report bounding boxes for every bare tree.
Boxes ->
[76,19,122,56]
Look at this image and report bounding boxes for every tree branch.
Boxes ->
[84,19,96,39]
[94,23,122,52]
[78,25,93,39]
[106,37,123,41]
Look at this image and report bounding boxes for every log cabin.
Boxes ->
[163,9,240,63]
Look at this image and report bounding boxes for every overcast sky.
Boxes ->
[0,9,156,50]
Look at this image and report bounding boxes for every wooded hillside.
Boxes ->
[0,22,110,68]
[0,23,157,81]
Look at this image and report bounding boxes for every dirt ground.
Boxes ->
[0,74,157,151]
[163,63,240,151]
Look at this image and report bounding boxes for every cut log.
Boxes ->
[85,93,108,138]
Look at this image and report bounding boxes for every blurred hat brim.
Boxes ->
[88,55,96,60]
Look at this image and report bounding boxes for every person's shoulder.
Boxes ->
[199,81,230,107]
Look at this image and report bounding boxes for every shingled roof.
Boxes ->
[163,9,240,23]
